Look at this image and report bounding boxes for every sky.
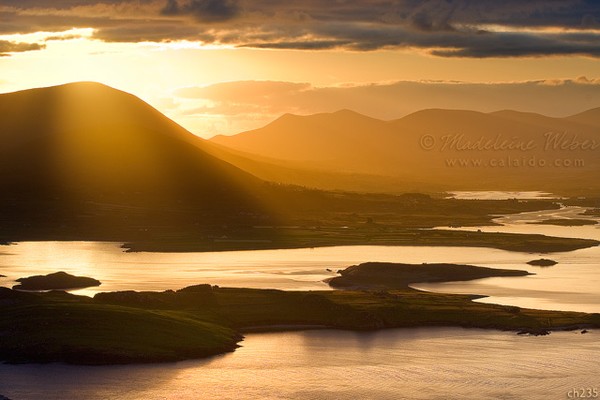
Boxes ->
[1,0,600,138]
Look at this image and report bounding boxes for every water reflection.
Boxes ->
[0,328,596,400]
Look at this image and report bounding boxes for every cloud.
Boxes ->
[44,34,84,41]
[239,40,351,51]
[430,31,600,58]
[0,40,45,56]
[0,0,125,7]
[161,0,239,22]
[172,78,600,135]
[2,0,600,57]
[93,22,210,43]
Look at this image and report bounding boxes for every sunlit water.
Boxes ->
[0,328,596,400]
[0,242,546,294]
[414,206,600,312]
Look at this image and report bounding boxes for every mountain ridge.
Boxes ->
[210,106,600,193]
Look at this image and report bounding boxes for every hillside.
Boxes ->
[0,82,272,240]
[566,107,600,128]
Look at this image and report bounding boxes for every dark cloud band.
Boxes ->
[161,0,239,22]
[1,0,600,57]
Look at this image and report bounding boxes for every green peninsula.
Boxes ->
[1,263,599,365]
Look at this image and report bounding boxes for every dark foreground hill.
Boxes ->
[0,82,273,240]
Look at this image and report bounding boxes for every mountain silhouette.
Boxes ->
[0,82,270,240]
[211,109,395,169]
[211,108,600,194]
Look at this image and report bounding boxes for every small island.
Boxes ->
[532,218,597,226]
[328,262,530,290]
[13,271,101,291]
[527,259,558,267]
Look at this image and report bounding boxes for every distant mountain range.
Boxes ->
[211,108,600,194]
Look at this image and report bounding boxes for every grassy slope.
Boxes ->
[0,289,240,364]
[96,285,600,335]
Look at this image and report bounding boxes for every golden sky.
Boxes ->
[2,1,600,137]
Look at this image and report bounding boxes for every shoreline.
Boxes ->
[239,324,330,333]
[238,323,595,336]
